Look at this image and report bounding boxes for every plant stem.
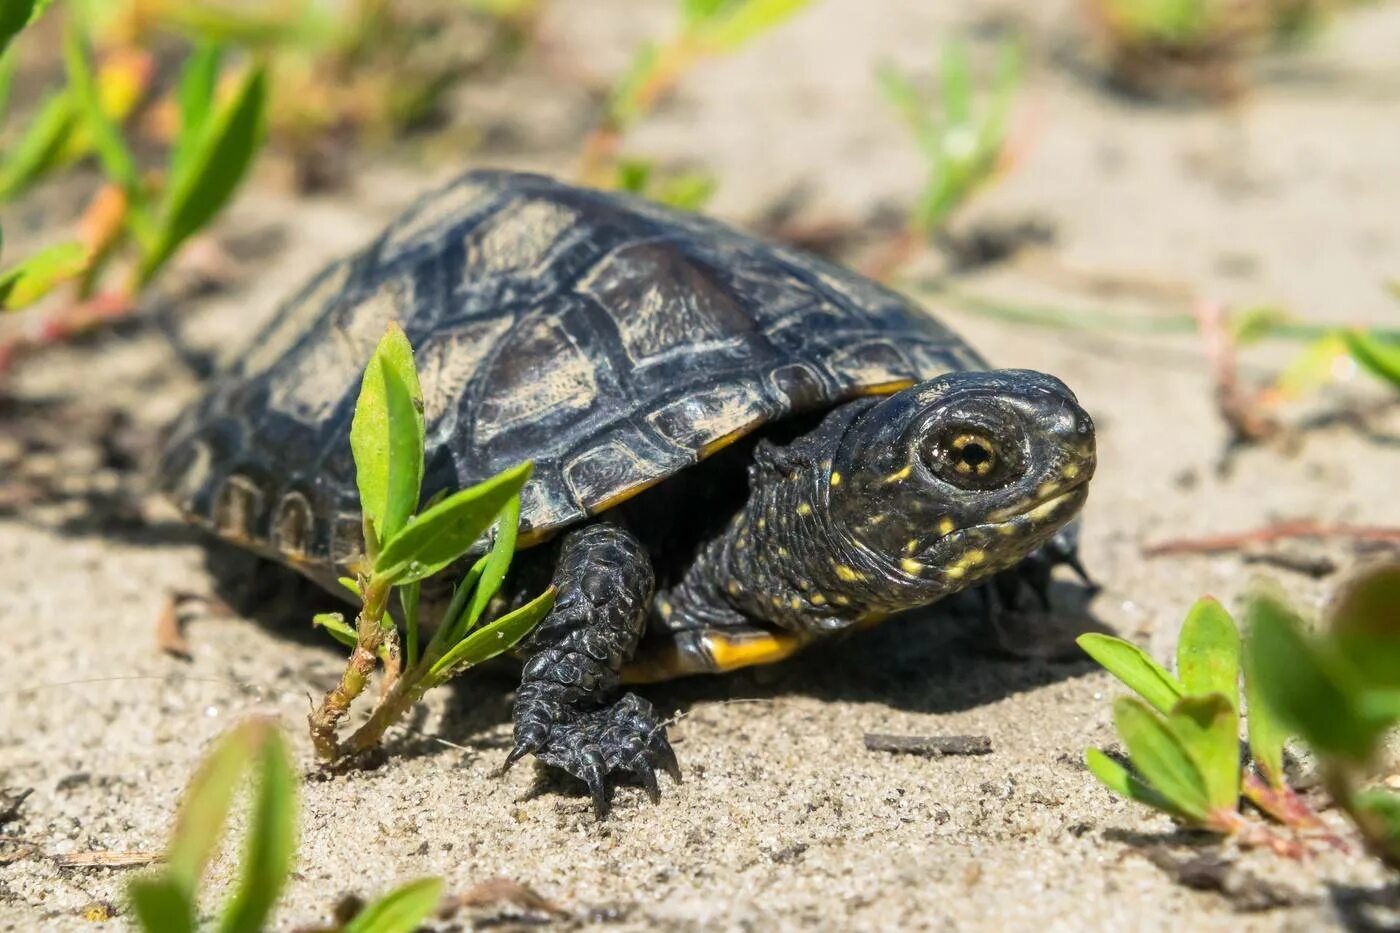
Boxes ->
[308,574,392,761]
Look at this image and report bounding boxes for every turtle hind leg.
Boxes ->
[506,522,678,818]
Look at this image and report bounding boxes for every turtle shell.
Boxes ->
[158,170,984,577]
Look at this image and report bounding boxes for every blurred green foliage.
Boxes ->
[128,718,445,932]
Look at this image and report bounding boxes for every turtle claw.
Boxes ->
[509,691,678,818]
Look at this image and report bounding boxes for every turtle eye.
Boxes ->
[926,428,1010,489]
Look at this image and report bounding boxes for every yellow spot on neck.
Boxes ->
[777,546,789,557]
[811,593,827,605]
[883,464,912,484]
[830,471,842,487]
[946,566,965,580]
[904,539,919,554]
[727,581,741,596]
[757,517,766,529]
[834,594,851,606]
[900,557,925,575]
[660,600,673,619]
[790,596,803,610]
[1063,463,1080,480]
[937,517,956,536]
[834,564,863,582]
[796,503,812,516]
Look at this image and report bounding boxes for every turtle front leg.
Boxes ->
[506,523,679,817]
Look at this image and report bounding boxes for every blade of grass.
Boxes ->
[373,462,532,585]
[429,585,554,682]
[62,29,141,200]
[139,62,267,286]
[1167,694,1240,817]
[1176,596,1240,707]
[0,91,76,201]
[1114,697,1211,823]
[1078,633,1185,714]
[456,495,521,636]
[0,241,87,310]
[350,323,424,549]
[342,877,443,933]
[1245,591,1382,761]
[170,42,223,192]
[218,731,297,933]
[1085,747,1193,822]
[128,877,196,933]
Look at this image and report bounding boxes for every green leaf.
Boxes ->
[1176,597,1240,708]
[429,585,555,682]
[218,731,297,933]
[1167,694,1239,815]
[164,722,262,891]
[1245,591,1383,761]
[170,42,223,193]
[128,877,196,933]
[0,241,87,310]
[615,158,652,194]
[350,322,424,549]
[63,28,140,199]
[0,0,51,57]
[1077,633,1185,715]
[140,61,267,285]
[451,495,521,640]
[1113,697,1211,823]
[342,877,443,933]
[1352,789,1400,866]
[1243,647,1289,789]
[0,46,17,125]
[400,579,421,668]
[312,612,357,649]
[373,461,532,585]
[1329,563,1400,690]
[939,40,972,129]
[876,63,937,158]
[606,42,659,129]
[1343,329,1400,390]
[339,576,363,598]
[1084,747,1193,822]
[0,90,77,202]
[1227,304,1293,346]
[700,0,815,53]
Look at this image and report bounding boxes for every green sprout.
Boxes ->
[579,0,816,196]
[308,322,553,764]
[0,20,267,365]
[867,39,1020,281]
[1246,565,1400,868]
[128,718,444,932]
[1084,568,1400,864]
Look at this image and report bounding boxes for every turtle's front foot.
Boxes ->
[508,689,679,817]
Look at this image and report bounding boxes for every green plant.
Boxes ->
[613,157,716,212]
[1246,565,1400,867]
[308,322,554,763]
[866,39,1021,281]
[1080,597,1313,840]
[128,718,444,932]
[0,14,268,366]
[579,0,816,193]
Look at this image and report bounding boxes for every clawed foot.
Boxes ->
[506,692,680,818]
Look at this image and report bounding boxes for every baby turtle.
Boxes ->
[159,170,1096,815]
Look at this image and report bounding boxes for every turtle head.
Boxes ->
[825,369,1096,609]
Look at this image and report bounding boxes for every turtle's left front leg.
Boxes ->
[507,523,679,817]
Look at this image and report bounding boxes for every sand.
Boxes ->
[2,0,1400,929]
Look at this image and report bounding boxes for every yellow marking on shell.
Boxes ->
[699,422,762,458]
[811,594,827,605]
[937,517,956,536]
[705,631,803,672]
[796,503,812,516]
[830,471,842,487]
[834,564,864,582]
[883,464,912,484]
[590,475,666,515]
[900,558,925,575]
[866,514,886,527]
[853,378,916,397]
[1063,463,1080,480]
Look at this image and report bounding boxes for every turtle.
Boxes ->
[158,169,1096,816]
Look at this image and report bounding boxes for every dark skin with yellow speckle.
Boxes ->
[508,369,1096,816]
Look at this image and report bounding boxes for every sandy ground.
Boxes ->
[3,0,1400,929]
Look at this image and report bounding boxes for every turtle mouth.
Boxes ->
[918,481,1090,569]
